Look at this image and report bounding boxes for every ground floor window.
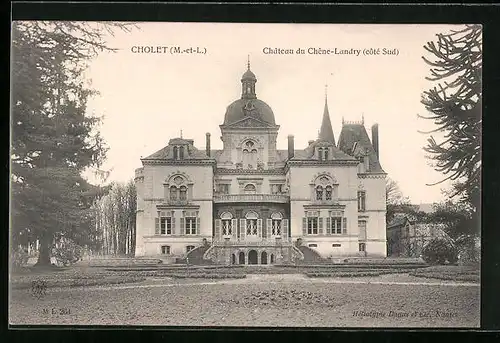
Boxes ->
[161,245,171,255]
[359,243,366,252]
[186,245,195,253]
[160,217,172,235]
[185,217,197,235]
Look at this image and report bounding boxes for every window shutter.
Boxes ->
[266,219,272,238]
[155,218,160,235]
[214,219,221,240]
[171,217,176,235]
[257,219,263,238]
[282,219,289,239]
[343,217,347,234]
[318,217,323,235]
[240,219,246,240]
[197,217,200,235]
[302,217,307,235]
[231,219,238,240]
[326,217,331,235]
[180,218,185,235]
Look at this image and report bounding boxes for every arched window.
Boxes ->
[316,186,323,200]
[271,212,283,236]
[179,146,185,159]
[242,140,258,169]
[312,174,338,202]
[173,146,178,159]
[325,186,332,200]
[245,211,259,236]
[170,186,178,201]
[244,184,256,194]
[220,212,233,236]
[179,186,187,201]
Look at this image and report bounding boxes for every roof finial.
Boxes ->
[180,129,183,139]
[342,116,345,125]
[325,83,328,103]
[361,113,365,125]
[247,54,250,70]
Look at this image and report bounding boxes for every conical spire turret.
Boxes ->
[318,84,336,145]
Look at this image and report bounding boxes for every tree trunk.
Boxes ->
[35,235,52,266]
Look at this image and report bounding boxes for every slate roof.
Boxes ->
[142,138,212,160]
[337,123,385,173]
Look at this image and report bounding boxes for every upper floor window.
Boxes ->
[166,174,191,203]
[179,186,187,201]
[217,183,230,194]
[242,140,258,169]
[173,146,178,159]
[316,186,323,200]
[325,186,332,200]
[357,191,366,212]
[271,184,284,194]
[312,174,338,202]
[244,183,257,194]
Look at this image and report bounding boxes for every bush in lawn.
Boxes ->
[422,238,458,265]
[52,239,83,267]
[11,247,29,269]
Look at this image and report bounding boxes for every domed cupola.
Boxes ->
[222,57,276,126]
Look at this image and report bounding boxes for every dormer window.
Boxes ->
[179,146,185,159]
[173,146,178,159]
[318,147,329,161]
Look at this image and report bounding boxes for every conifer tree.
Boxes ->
[11,21,135,266]
[420,24,482,210]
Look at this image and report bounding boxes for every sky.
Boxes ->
[83,22,466,204]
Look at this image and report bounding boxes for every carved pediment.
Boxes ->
[226,116,274,128]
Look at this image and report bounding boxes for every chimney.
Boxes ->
[287,135,295,159]
[205,132,211,157]
[371,123,379,159]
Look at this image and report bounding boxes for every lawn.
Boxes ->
[9,275,480,327]
[409,265,480,282]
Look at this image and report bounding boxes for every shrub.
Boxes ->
[52,239,83,267]
[422,238,458,265]
[11,247,29,268]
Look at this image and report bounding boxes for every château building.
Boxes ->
[134,62,387,264]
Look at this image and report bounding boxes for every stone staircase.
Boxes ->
[176,244,213,265]
[297,245,329,264]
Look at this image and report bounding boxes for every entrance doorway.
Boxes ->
[238,251,245,264]
[261,251,268,265]
[248,250,258,264]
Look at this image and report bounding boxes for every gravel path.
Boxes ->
[9,273,479,327]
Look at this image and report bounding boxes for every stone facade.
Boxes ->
[135,63,387,263]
